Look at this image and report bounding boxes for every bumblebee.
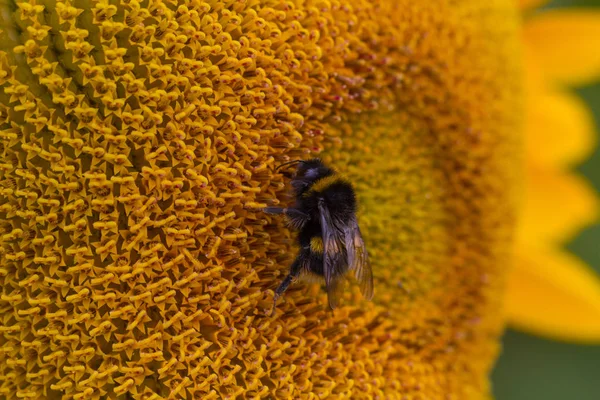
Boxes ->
[264,158,374,315]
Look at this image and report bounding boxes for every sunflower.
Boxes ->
[1,0,522,399]
[507,0,600,343]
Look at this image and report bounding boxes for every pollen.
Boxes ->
[0,0,521,399]
[310,236,324,254]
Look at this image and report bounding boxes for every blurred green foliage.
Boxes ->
[492,0,600,399]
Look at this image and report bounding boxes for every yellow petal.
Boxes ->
[507,247,600,343]
[523,11,600,85]
[525,89,596,167]
[522,45,547,93]
[518,166,598,246]
[518,0,549,11]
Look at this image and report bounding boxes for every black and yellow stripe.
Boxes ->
[303,175,348,197]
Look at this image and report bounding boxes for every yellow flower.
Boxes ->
[0,0,522,399]
[507,0,600,343]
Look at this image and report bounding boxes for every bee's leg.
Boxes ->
[263,207,309,218]
[263,207,286,214]
[285,208,310,221]
[263,207,310,229]
[270,257,302,316]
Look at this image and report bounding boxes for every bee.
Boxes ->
[264,158,374,315]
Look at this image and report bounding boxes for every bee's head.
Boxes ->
[294,158,332,181]
[276,158,334,195]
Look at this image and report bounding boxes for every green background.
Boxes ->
[492,0,600,398]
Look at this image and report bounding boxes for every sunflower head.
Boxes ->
[0,0,522,398]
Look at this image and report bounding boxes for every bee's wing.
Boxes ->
[318,199,347,309]
[344,216,374,300]
[325,273,344,309]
